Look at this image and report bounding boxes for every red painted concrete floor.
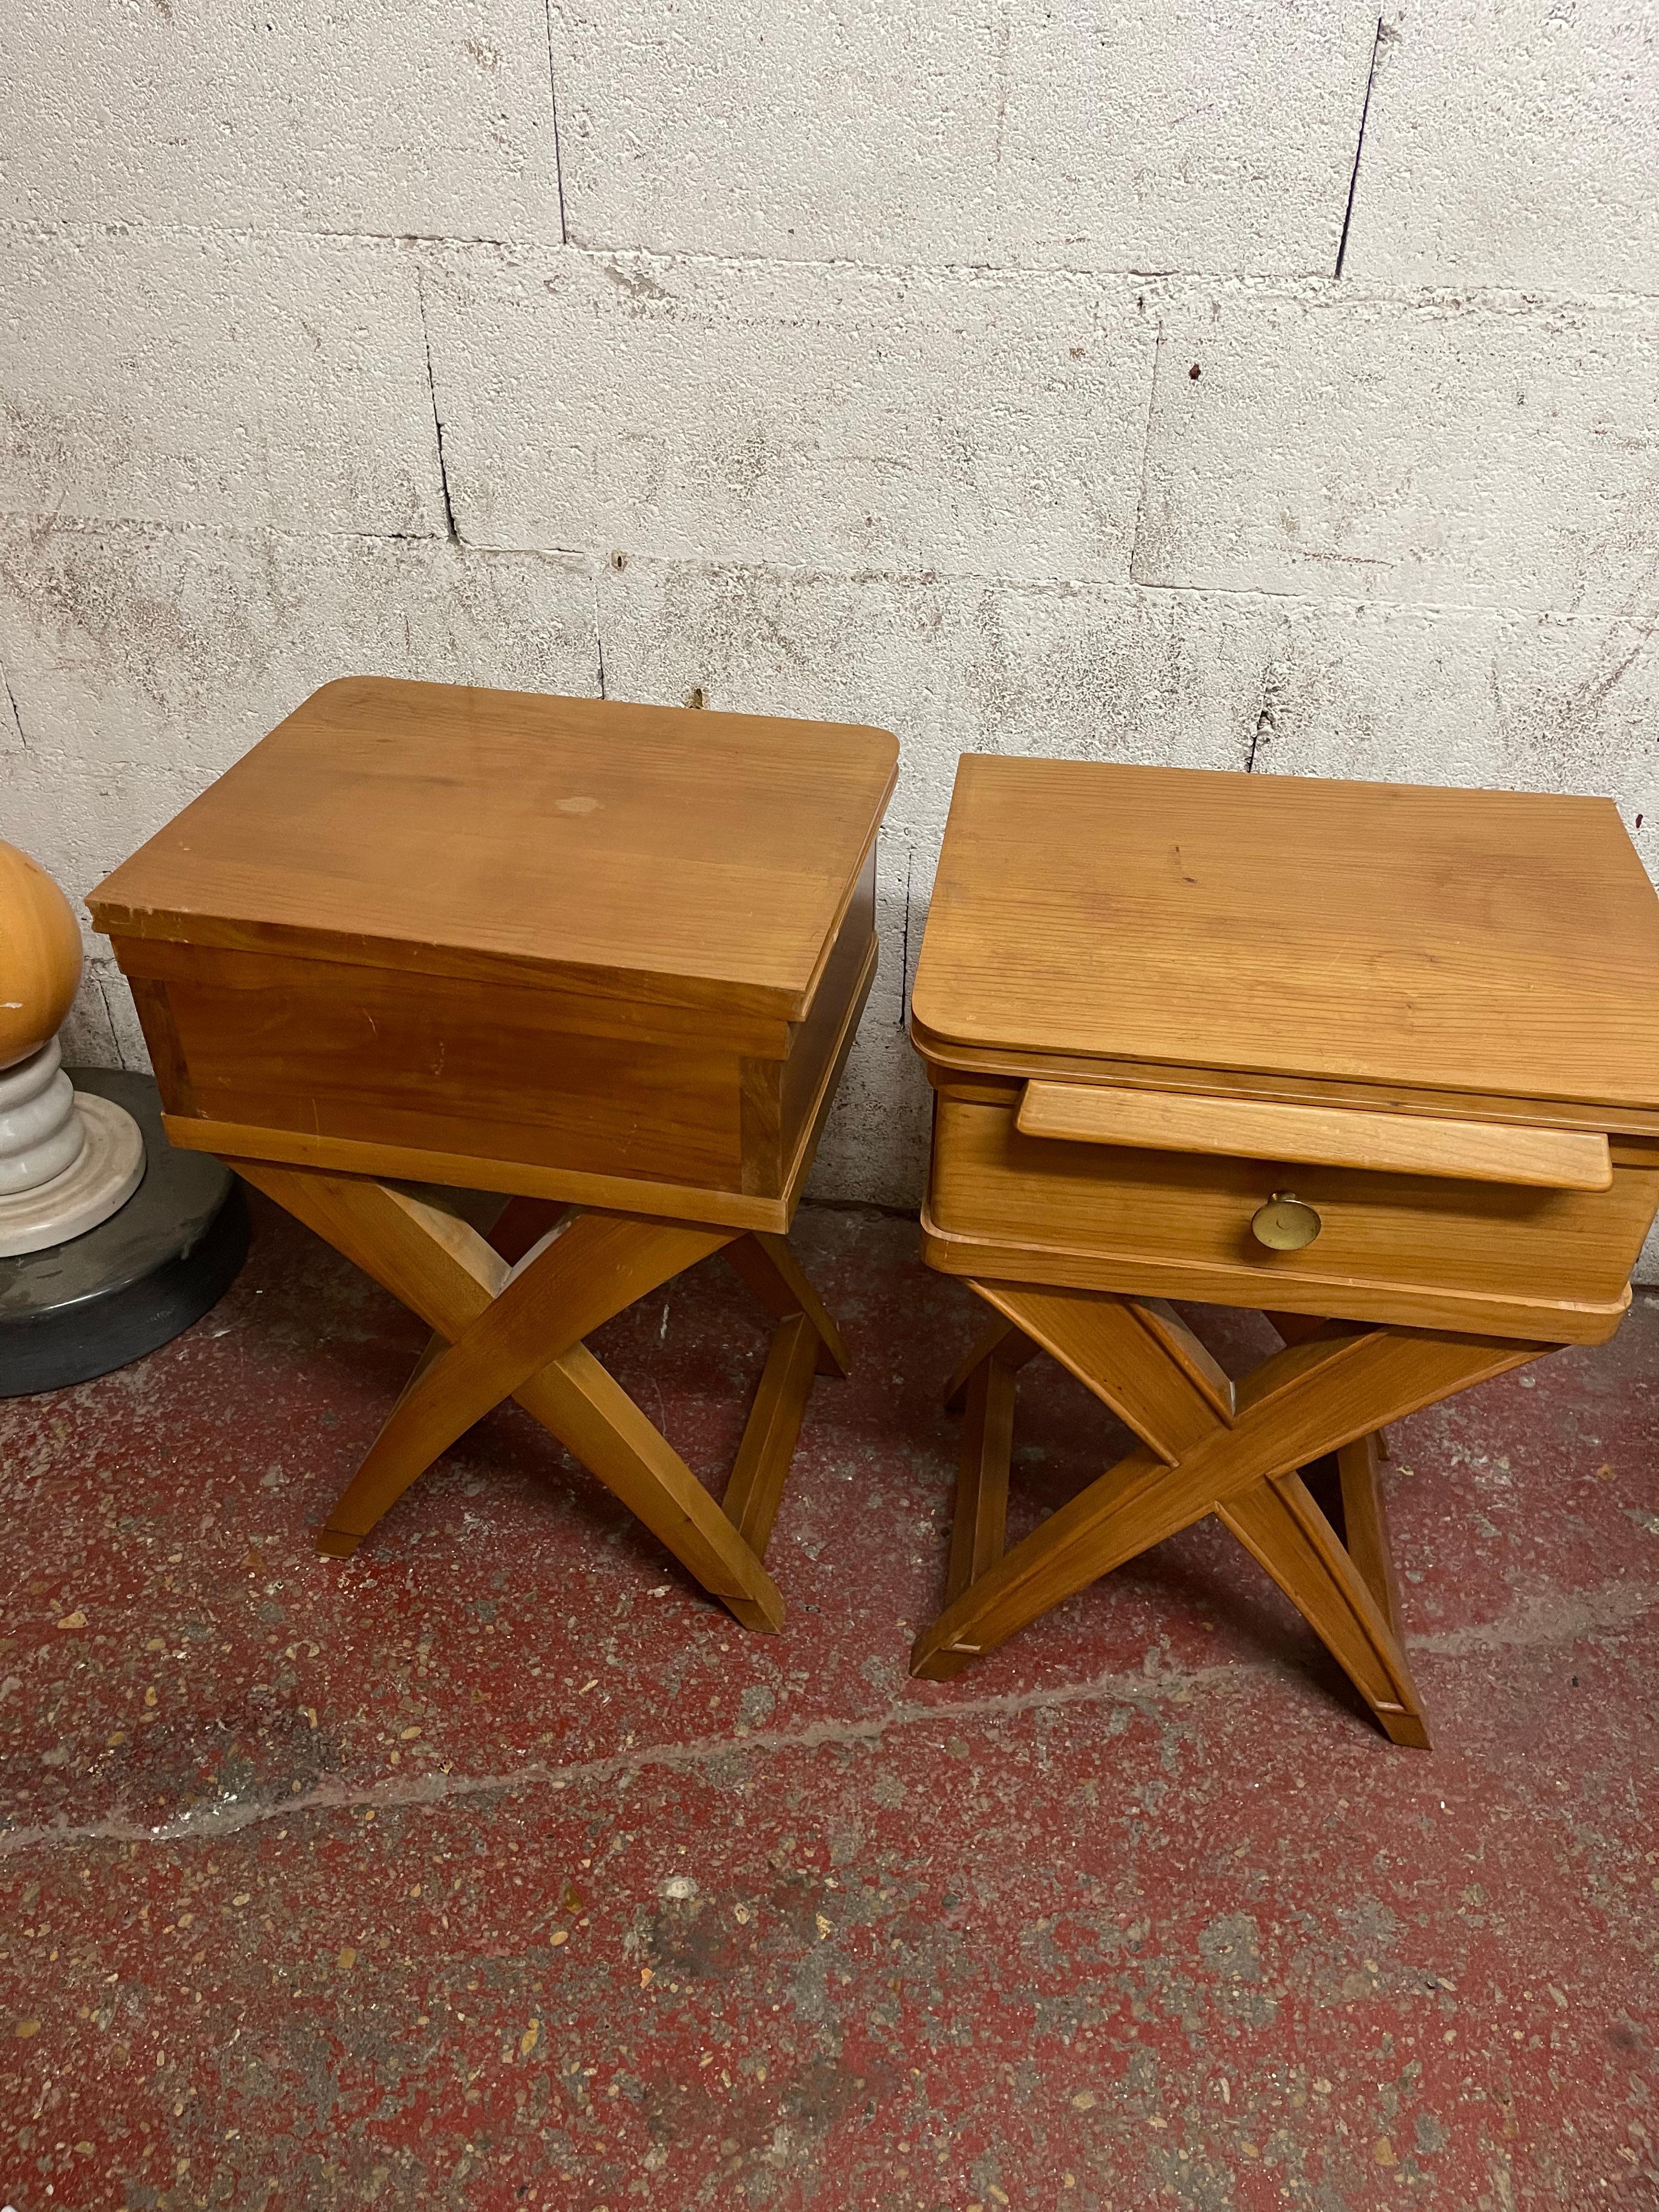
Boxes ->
[3,1195,1658,2212]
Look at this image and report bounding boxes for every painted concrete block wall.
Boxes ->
[551,0,1382,270]
[0,232,442,535]
[2,3,1656,1273]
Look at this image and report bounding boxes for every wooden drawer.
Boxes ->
[924,1094,1659,1343]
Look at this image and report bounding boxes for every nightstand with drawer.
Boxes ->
[907,756,1659,1743]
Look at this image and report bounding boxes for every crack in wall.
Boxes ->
[1334,17,1387,279]
[543,0,571,249]
[0,659,26,750]
[1244,698,1272,772]
[416,273,460,543]
[1245,662,1282,772]
[92,972,137,1070]
[1125,318,1165,588]
[899,844,913,1028]
[1245,630,1297,769]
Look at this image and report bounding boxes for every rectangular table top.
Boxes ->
[911,756,1659,1115]
[89,679,899,1022]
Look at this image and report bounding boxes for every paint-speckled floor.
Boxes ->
[3,1195,1657,2212]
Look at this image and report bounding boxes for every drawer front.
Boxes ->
[930,1097,1659,1318]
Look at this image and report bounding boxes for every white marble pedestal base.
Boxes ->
[0,1039,145,1257]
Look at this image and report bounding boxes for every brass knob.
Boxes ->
[1251,1192,1322,1250]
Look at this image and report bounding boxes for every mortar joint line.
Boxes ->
[92,973,137,1071]
[8,216,1659,314]
[0,503,1630,627]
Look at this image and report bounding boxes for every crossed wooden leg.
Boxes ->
[1266,1307,1399,1624]
[912,1281,1546,1744]
[235,1161,849,1630]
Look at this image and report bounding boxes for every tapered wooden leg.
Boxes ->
[1272,1309,1392,1531]
[394,1200,562,1415]
[916,1316,1536,1712]
[523,1343,786,1632]
[236,1162,789,1628]
[723,1312,821,1559]
[319,1213,730,1553]
[945,1352,1018,1605]
[1220,1469,1429,1747]
[716,1231,858,1555]
[723,1232,851,1376]
[915,1297,1540,1737]
[942,1315,1041,1412]
[1334,1431,1405,1636]
[915,1437,1183,1682]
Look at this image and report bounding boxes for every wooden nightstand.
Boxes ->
[907,756,1659,1742]
[89,678,896,1628]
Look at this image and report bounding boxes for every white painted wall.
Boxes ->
[2,2,1655,1271]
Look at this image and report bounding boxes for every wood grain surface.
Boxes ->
[927,1098,1658,1331]
[913,757,1659,1113]
[1018,1080,1613,1190]
[0,840,83,1068]
[90,678,897,1021]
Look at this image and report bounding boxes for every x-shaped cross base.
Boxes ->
[236,1162,850,1630]
[911,1281,1547,1743]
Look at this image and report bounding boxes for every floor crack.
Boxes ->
[1,1660,1238,1858]
[5,1575,1653,1861]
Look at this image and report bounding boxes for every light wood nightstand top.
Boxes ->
[912,757,1659,1115]
[90,678,899,1023]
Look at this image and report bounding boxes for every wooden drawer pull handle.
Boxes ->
[1251,1193,1323,1250]
[1017,1080,1612,1192]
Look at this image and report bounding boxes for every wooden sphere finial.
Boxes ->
[0,841,84,1070]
